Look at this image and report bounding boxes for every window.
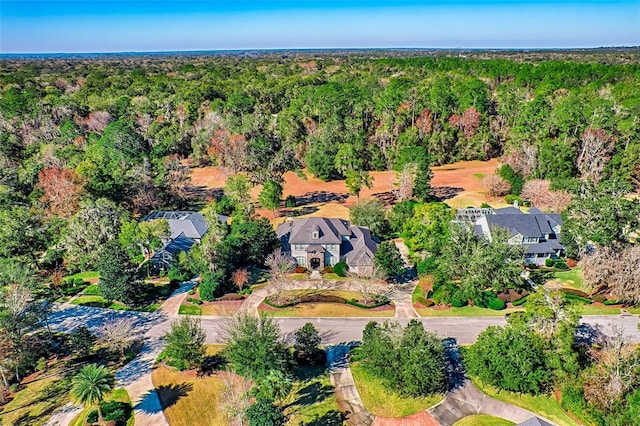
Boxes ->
[329,256,337,266]
[295,256,306,267]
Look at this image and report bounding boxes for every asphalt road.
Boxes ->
[190,315,640,346]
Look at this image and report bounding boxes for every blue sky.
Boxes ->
[1,1,639,53]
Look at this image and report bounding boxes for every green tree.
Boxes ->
[230,216,279,266]
[497,164,524,195]
[70,364,115,423]
[224,173,253,205]
[349,199,390,239]
[69,326,95,358]
[345,170,373,202]
[465,323,552,394]
[223,313,291,380]
[119,218,170,274]
[293,322,324,365]
[246,394,286,426]
[258,179,283,217]
[402,202,453,258]
[374,241,404,277]
[96,240,136,305]
[164,316,206,370]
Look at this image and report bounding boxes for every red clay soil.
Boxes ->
[190,158,501,220]
[372,411,440,426]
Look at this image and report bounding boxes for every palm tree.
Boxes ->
[70,364,115,423]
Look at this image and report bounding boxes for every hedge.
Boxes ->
[346,298,391,309]
[488,298,506,310]
[603,299,621,306]
[564,294,592,304]
[186,297,203,305]
[512,296,528,306]
[265,293,390,309]
[451,291,468,307]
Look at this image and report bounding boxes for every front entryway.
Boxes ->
[310,257,321,270]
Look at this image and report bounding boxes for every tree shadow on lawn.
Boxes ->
[146,382,194,413]
[432,185,464,201]
[303,409,346,426]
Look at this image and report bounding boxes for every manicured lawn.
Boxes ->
[452,414,514,426]
[285,366,344,425]
[263,302,395,317]
[0,370,72,426]
[471,378,578,426]
[66,270,100,282]
[579,304,621,315]
[552,267,586,291]
[350,362,443,418]
[178,305,202,315]
[416,306,523,317]
[69,388,134,426]
[412,282,423,303]
[152,345,237,426]
[82,284,101,295]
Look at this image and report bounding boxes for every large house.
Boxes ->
[142,210,228,270]
[467,206,565,266]
[276,217,378,274]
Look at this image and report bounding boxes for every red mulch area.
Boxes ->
[372,411,440,426]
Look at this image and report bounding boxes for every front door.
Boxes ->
[310,257,321,270]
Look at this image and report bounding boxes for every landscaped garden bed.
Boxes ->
[178,288,246,316]
[70,279,177,312]
[258,290,395,317]
[69,388,134,426]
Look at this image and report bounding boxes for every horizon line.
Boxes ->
[2,45,639,57]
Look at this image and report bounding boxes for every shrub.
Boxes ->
[69,326,94,357]
[564,294,592,304]
[416,297,434,307]
[346,298,390,309]
[294,266,308,274]
[512,296,528,306]
[431,282,455,305]
[168,266,190,282]
[284,195,296,208]
[504,194,523,205]
[592,294,607,303]
[186,297,203,305]
[165,316,206,370]
[416,256,437,275]
[73,278,86,286]
[488,298,506,310]
[199,271,225,301]
[545,258,555,267]
[323,266,334,273]
[554,259,569,269]
[294,322,325,366]
[334,261,348,277]
[603,299,620,306]
[450,290,467,307]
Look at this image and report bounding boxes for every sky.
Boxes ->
[1,0,639,53]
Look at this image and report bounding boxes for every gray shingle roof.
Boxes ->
[494,206,523,215]
[486,213,560,239]
[143,210,228,240]
[517,417,554,426]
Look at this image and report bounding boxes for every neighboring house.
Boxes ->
[276,217,378,274]
[464,206,565,266]
[142,210,229,270]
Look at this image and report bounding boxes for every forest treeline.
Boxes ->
[0,53,639,269]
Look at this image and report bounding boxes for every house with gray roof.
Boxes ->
[473,206,564,266]
[276,217,378,274]
[142,210,228,270]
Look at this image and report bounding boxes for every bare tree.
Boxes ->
[520,179,551,208]
[577,127,615,185]
[99,317,137,357]
[232,268,249,292]
[546,189,572,213]
[349,266,386,306]
[482,174,511,197]
[582,245,640,304]
[584,323,640,409]
[266,248,296,305]
[218,371,252,426]
[394,163,417,202]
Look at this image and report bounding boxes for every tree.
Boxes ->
[225,174,252,205]
[345,170,373,202]
[265,248,296,305]
[164,316,206,370]
[246,394,286,426]
[232,268,250,292]
[62,198,123,271]
[577,127,615,185]
[374,241,404,278]
[36,167,84,218]
[482,174,511,197]
[0,206,44,261]
[70,364,115,423]
[581,245,640,304]
[349,199,389,239]
[293,322,325,365]
[230,216,279,266]
[219,372,252,426]
[69,326,95,358]
[99,318,136,358]
[223,313,291,380]
[520,179,552,209]
[465,323,552,394]
[402,202,453,257]
[97,240,136,305]
[119,218,170,274]
[258,179,283,217]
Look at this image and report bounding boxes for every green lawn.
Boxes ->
[285,366,344,425]
[471,378,578,426]
[579,305,621,315]
[0,370,73,426]
[552,267,586,291]
[178,305,203,315]
[453,414,515,426]
[411,282,423,303]
[82,284,101,295]
[69,388,134,426]
[66,271,100,282]
[350,362,443,418]
[416,306,524,317]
